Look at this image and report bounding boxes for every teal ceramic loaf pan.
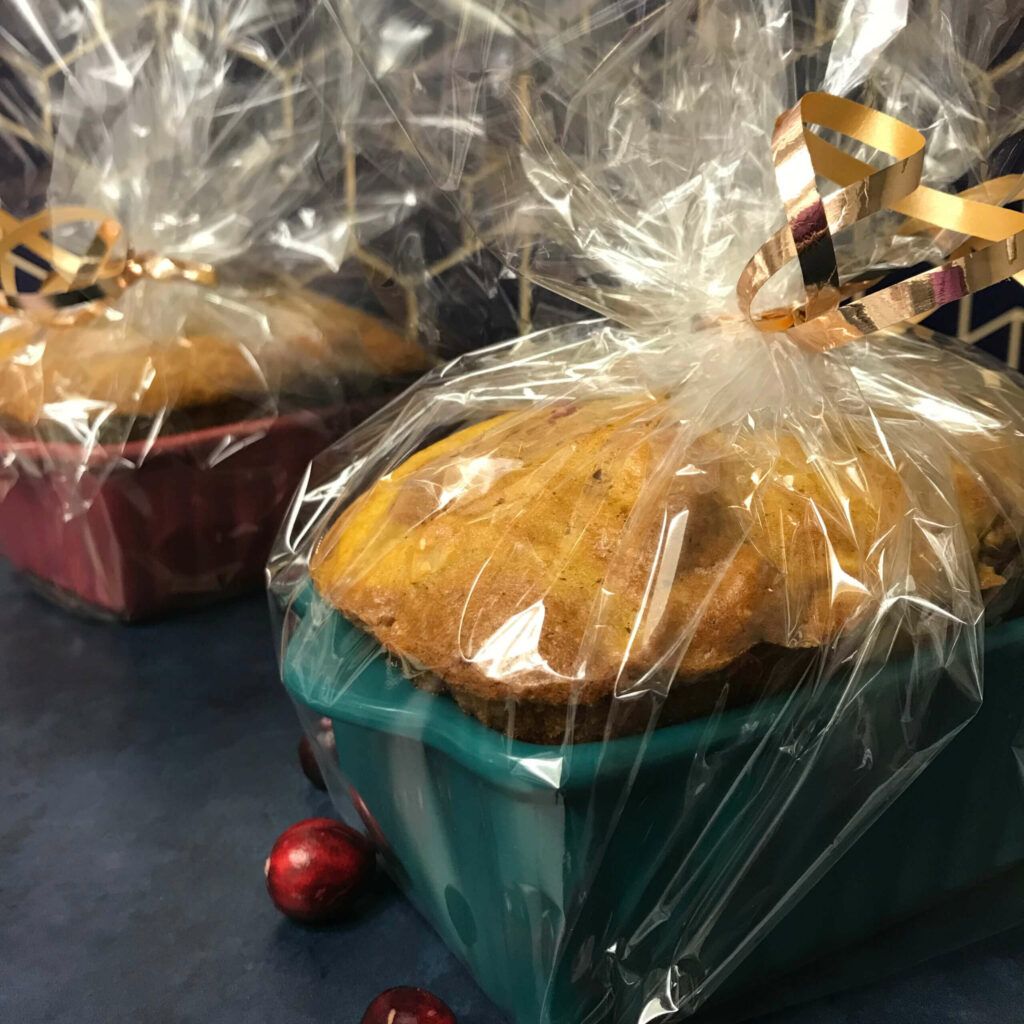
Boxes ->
[283,590,1024,1024]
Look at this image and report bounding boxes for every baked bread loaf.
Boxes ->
[312,399,1022,744]
[0,286,428,433]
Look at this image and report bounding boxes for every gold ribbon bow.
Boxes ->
[0,206,216,327]
[1,94,1021,343]
[739,92,1024,351]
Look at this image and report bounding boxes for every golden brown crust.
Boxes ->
[405,644,807,744]
[0,287,429,426]
[311,399,1018,740]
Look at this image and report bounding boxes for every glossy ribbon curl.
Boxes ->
[739,92,1024,351]
[2,92,1021,342]
[0,206,216,327]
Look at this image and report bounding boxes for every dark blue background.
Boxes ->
[1,565,1023,1023]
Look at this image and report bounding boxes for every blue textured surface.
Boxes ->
[1,563,1023,1023]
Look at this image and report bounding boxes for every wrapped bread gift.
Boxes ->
[273,2,1024,1022]
[0,0,560,619]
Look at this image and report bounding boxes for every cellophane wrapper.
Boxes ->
[0,0,583,620]
[271,1,1024,1021]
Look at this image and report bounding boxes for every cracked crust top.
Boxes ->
[0,287,428,427]
[311,398,1017,729]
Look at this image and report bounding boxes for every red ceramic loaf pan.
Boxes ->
[0,406,355,620]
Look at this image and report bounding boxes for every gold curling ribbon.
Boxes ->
[0,206,217,328]
[738,92,1024,351]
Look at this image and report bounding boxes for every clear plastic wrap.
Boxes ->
[0,0,583,620]
[271,2,1024,1021]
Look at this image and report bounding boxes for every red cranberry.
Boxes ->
[349,787,389,851]
[298,735,327,791]
[360,987,456,1024]
[265,818,375,924]
[315,718,337,753]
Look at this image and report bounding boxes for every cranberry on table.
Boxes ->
[297,734,327,791]
[265,817,375,924]
[349,786,389,850]
[360,987,457,1024]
